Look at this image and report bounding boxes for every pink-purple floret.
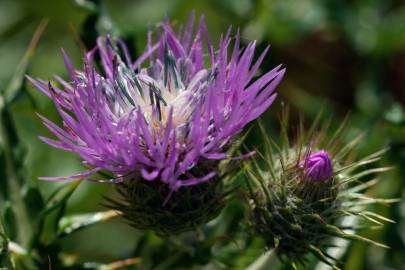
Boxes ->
[27,14,285,191]
[302,150,334,182]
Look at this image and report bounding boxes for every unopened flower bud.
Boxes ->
[301,150,333,182]
[246,114,392,268]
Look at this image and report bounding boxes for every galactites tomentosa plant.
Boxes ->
[27,14,285,236]
[244,110,395,269]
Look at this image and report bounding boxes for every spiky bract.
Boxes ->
[245,111,393,268]
[109,176,224,236]
[105,158,238,236]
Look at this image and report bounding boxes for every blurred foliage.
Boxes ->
[0,0,404,269]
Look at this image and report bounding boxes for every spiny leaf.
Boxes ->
[307,245,341,270]
[257,119,275,166]
[324,113,350,150]
[361,211,395,224]
[346,178,379,193]
[40,180,82,218]
[279,104,290,157]
[30,181,82,247]
[342,197,400,207]
[3,19,47,105]
[333,133,364,163]
[336,167,392,187]
[334,156,381,175]
[57,210,119,237]
[326,224,389,248]
[306,104,325,141]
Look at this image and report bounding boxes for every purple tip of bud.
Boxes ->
[301,150,333,182]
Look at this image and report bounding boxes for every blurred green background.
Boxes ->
[0,0,404,269]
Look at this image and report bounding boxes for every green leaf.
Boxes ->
[30,181,82,247]
[40,181,82,219]
[3,203,17,241]
[23,187,44,221]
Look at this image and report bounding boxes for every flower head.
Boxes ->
[28,14,285,234]
[28,15,284,190]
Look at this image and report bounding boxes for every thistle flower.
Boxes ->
[244,111,394,268]
[28,15,285,235]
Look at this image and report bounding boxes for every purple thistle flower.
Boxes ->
[28,15,285,192]
[301,150,333,182]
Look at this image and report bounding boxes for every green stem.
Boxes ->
[0,107,32,247]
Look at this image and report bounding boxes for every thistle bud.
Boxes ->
[245,115,393,268]
[301,150,333,182]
